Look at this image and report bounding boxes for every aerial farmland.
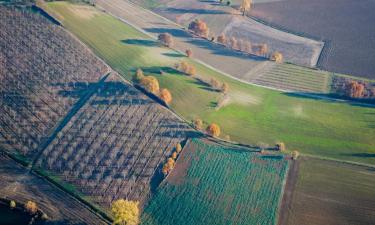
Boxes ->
[0,0,374,225]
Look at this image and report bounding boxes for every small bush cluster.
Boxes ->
[206,123,221,137]
[162,143,183,175]
[331,76,375,99]
[158,33,174,47]
[177,61,196,76]
[188,19,209,38]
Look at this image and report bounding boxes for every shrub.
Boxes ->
[210,78,221,90]
[347,80,365,98]
[228,37,239,50]
[25,201,38,214]
[206,123,221,137]
[194,118,203,130]
[140,76,159,94]
[159,88,172,104]
[186,49,193,58]
[226,0,231,6]
[158,33,174,47]
[132,68,144,83]
[240,0,252,16]
[217,34,226,44]
[111,199,140,225]
[270,51,283,63]
[188,19,209,38]
[242,41,252,54]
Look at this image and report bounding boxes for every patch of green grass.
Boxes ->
[142,139,289,225]
[287,158,375,225]
[44,2,375,164]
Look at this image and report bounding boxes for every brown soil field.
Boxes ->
[250,0,375,79]
[284,157,375,225]
[0,154,108,224]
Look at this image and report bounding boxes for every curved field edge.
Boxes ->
[41,1,375,165]
[142,138,290,225]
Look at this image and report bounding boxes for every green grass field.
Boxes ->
[142,139,289,225]
[287,158,375,225]
[44,2,375,165]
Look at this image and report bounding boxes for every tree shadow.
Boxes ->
[165,7,228,15]
[144,27,191,38]
[341,153,375,158]
[162,52,184,58]
[121,39,159,47]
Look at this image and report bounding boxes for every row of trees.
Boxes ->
[133,68,173,104]
[194,118,221,137]
[332,77,375,99]
[162,142,182,175]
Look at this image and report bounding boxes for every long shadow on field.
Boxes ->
[165,7,228,15]
[283,92,375,108]
[139,66,184,75]
[162,52,184,58]
[186,38,265,61]
[341,153,375,158]
[121,39,159,47]
[144,27,191,38]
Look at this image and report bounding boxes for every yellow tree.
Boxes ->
[206,123,221,137]
[140,76,159,94]
[240,0,252,16]
[159,88,172,104]
[111,199,140,225]
[25,201,38,214]
[270,51,283,63]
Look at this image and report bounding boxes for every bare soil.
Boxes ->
[0,154,107,224]
[251,0,375,79]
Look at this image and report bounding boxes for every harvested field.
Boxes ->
[0,6,108,158]
[0,154,107,224]
[142,138,290,225]
[133,0,323,67]
[36,73,191,208]
[284,157,375,225]
[251,0,375,79]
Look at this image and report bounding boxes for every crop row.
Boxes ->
[0,6,107,157]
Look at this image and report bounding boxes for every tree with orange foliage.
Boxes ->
[258,43,268,56]
[188,19,209,38]
[206,123,221,137]
[25,201,38,214]
[158,33,174,47]
[270,51,283,63]
[221,83,229,93]
[228,37,239,50]
[176,143,182,153]
[179,61,196,76]
[217,34,226,45]
[171,151,177,159]
[186,49,193,58]
[347,80,365,98]
[159,88,172,104]
[140,76,159,94]
[132,68,144,83]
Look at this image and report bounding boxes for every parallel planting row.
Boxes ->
[0,6,107,158]
[143,139,290,225]
[36,74,190,207]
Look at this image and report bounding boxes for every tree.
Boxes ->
[159,88,172,104]
[242,41,252,54]
[206,123,221,137]
[210,78,221,90]
[140,76,159,94]
[347,80,365,98]
[179,61,196,76]
[291,151,299,160]
[172,151,177,159]
[111,199,140,225]
[176,143,182,153]
[228,37,239,50]
[276,142,286,151]
[185,49,193,58]
[132,68,144,83]
[221,83,229,93]
[10,200,16,209]
[240,0,252,16]
[188,19,209,38]
[25,201,38,214]
[158,33,174,47]
[270,51,283,63]
[258,43,268,56]
[217,34,226,44]
[194,118,203,130]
